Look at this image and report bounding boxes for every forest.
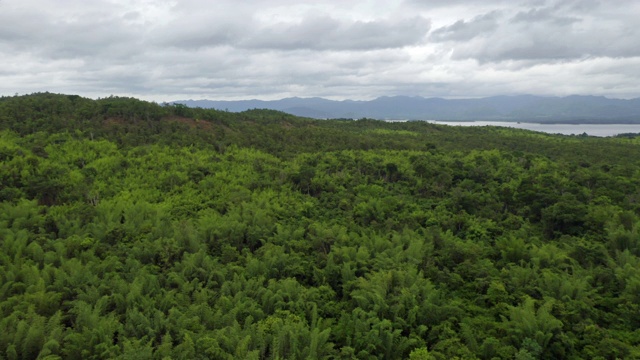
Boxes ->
[1,92,640,359]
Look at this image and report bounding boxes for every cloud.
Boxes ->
[429,1,640,63]
[0,0,639,101]
[157,13,430,51]
[430,11,500,41]
[404,0,512,7]
[510,7,580,25]
[0,2,142,61]
[247,15,430,50]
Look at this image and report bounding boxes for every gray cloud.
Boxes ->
[432,1,640,63]
[244,15,430,50]
[0,4,141,61]
[158,14,430,51]
[1,0,639,101]
[510,7,580,25]
[404,0,548,11]
[430,11,500,41]
[405,0,511,7]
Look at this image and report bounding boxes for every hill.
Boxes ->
[1,93,640,359]
[175,94,640,123]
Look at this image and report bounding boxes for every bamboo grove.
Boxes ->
[1,93,640,359]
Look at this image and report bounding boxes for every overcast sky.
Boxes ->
[1,0,639,101]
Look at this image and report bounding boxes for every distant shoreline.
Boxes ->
[391,119,640,125]
[388,120,640,137]
[176,94,640,124]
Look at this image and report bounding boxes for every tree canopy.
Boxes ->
[1,93,640,359]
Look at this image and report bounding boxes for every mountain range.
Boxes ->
[174,95,640,123]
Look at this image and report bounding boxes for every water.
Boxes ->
[418,121,640,137]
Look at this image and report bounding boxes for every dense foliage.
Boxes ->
[1,93,640,359]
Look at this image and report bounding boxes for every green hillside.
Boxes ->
[1,93,640,359]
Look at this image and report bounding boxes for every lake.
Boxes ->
[424,121,640,137]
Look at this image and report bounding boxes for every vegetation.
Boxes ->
[1,92,640,359]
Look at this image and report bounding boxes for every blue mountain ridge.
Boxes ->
[173,95,640,123]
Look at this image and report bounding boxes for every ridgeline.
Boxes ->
[1,93,640,359]
[174,94,640,123]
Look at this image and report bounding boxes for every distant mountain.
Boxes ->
[173,95,640,123]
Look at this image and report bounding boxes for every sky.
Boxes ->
[1,0,639,101]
